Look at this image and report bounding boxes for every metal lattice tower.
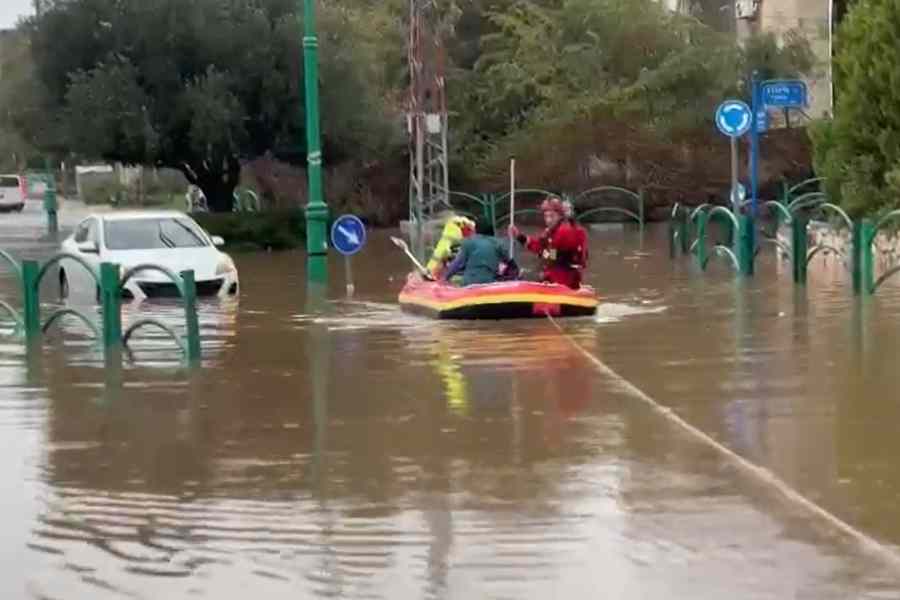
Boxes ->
[407,0,450,261]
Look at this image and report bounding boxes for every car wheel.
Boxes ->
[59,270,69,299]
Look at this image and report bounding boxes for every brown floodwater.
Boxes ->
[2,203,900,599]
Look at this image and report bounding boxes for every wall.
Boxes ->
[775,220,900,281]
[757,0,832,118]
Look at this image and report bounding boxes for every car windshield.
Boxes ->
[0,177,19,188]
[104,218,209,250]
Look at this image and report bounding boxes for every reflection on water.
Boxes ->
[0,224,898,597]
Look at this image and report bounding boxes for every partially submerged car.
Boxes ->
[58,210,239,301]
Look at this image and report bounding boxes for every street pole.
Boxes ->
[43,157,58,235]
[730,136,739,214]
[302,0,329,284]
[749,70,760,218]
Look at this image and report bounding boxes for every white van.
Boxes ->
[0,175,25,212]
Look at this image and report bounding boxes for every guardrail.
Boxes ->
[668,196,900,295]
[434,185,645,234]
[0,252,202,365]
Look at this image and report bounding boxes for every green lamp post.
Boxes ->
[302,0,329,284]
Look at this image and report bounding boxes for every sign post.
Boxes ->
[749,71,762,218]
[330,214,367,297]
[715,99,752,214]
[751,77,808,217]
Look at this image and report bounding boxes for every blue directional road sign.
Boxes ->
[330,214,367,256]
[761,79,808,108]
[755,108,768,134]
[715,100,752,138]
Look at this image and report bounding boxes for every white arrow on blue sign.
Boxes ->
[715,100,752,138]
[330,214,367,256]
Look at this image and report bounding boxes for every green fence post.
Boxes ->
[638,189,645,233]
[43,158,58,235]
[100,263,122,353]
[669,213,678,259]
[852,220,863,295]
[791,215,808,285]
[861,218,875,294]
[695,211,708,270]
[21,260,40,344]
[486,194,496,233]
[180,269,201,365]
[732,215,754,277]
[738,214,755,276]
[680,209,690,255]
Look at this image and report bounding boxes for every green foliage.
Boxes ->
[81,179,128,205]
[192,210,306,251]
[0,30,46,169]
[811,0,900,218]
[453,0,816,179]
[20,0,400,209]
[4,0,820,209]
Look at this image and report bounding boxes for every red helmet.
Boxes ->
[540,196,564,215]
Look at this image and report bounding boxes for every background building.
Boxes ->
[665,0,834,119]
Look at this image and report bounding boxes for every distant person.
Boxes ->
[441,219,510,286]
[508,196,584,289]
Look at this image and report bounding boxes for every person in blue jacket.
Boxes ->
[441,219,512,286]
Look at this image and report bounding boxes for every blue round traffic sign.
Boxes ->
[715,100,752,138]
[330,214,367,256]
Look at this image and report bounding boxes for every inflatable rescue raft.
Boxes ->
[398,273,599,320]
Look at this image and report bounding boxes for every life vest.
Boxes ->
[538,222,583,268]
[426,215,475,276]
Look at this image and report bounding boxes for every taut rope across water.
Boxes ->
[547,314,900,572]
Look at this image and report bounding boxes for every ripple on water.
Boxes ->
[6,225,900,599]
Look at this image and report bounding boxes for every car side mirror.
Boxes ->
[211,236,225,247]
[76,241,99,254]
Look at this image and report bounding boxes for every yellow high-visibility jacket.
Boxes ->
[426,216,474,276]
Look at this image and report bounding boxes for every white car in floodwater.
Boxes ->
[58,210,239,301]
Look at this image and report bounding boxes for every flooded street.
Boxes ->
[2,203,900,598]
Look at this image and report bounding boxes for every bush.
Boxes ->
[192,210,307,251]
[82,178,128,205]
[811,0,900,218]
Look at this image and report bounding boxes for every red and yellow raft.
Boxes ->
[398,273,599,319]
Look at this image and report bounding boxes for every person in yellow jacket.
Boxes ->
[425,215,476,279]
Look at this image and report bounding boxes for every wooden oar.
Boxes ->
[390,236,435,280]
[508,155,516,260]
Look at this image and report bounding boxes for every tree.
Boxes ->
[24,0,397,211]
[0,29,52,170]
[810,0,900,218]
[449,0,815,182]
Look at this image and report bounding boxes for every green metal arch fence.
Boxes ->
[119,265,201,361]
[42,308,101,338]
[573,186,644,229]
[123,318,189,356]
[0,249,203,366]
[37,252,101,289]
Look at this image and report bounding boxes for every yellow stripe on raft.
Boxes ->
[398,291,599,312]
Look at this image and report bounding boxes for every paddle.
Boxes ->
[508,155,516,260]
[390,236,436,281]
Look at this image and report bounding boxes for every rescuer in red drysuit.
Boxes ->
[507,196,584,289]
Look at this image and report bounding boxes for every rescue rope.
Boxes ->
[546,314,900,571]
